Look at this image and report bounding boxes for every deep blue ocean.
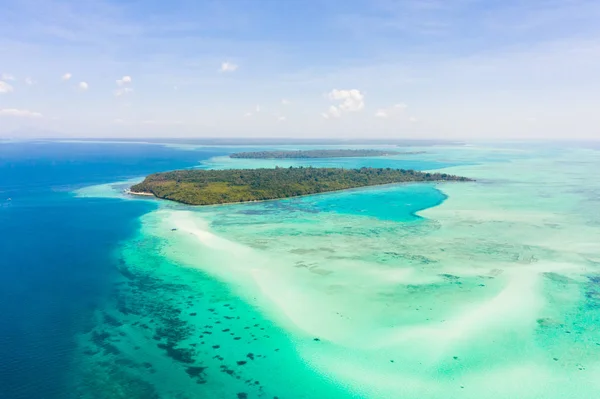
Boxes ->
[0,142,229,399]
[0,141,457,399]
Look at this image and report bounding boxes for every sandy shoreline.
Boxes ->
[126,189,156,197]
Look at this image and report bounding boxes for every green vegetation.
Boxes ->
[229,149,424,159]
[131,167,472,206]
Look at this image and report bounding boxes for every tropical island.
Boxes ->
[130,167,472,206]
[229,149,425,159]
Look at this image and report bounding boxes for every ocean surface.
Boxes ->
[1,140,599,398]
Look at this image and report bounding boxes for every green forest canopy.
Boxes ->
[130,167,473,206]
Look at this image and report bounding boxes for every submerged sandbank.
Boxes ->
[74,144,600,398]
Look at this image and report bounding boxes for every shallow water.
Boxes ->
[7,142,599,398]
[75,144,600,398]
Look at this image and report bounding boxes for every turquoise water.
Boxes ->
[307,183,447,221]
[69,149,455,398]
[3,141,600,398]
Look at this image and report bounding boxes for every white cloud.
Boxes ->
[25,77,35,85]
[78,81,89,91]
[114,87,133,97]
[281,99,290,105]
[220,62,238,72]
[323,89,364,118]
[1,73,15,81]
[328,105,342,118]
[116,75,132,86]
[278,116,286,121]
[327,89,365,112]
[62,73,72,81]
[321,107,340,119]
[0,81,14,93]
[0,108,43,118]
[115,76,133,96]
[255,104,261,112]
[375,110,387,118]
[409,116,418,123]
[244,112,253,117]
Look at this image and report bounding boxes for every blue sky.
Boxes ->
[1,0,599,139]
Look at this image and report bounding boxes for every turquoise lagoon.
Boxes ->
[71,143,600,398]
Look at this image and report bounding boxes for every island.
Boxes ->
[229,149,424,159]
[130,167,472,206]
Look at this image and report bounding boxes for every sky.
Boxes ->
[1,0,599,140]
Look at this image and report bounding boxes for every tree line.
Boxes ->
[130,166,473,205]
[229,149,405,159]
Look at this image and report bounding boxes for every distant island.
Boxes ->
[130,167,472,206]
[229,149,425,159]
